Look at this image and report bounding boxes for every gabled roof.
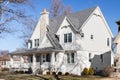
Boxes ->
[46,7,97,50]
[49,6,97,33]
[67,6,96,30]
[11,6,102,54]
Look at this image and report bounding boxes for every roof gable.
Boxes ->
[67,6,96,30]
[48,6,97,34]
[79,6,113,37]
[39,35,53,48]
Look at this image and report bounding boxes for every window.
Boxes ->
[89,53,92,62]
[43,55,46,62]
[2,61,6,65]
[107,38,109,46]
[30,41,32,48]
[91,35,93,39]
[100,54,103,63]
[46,54,50,62]
[30,56,33,62]
[64,33,72,43]
[81,33,84,37]
[71,53,74,63]
[34,39,39,47]
[68,33,72,42]
[67,53,74,63]
[64,34,67,43]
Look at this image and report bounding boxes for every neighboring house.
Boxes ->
[0,54,10,69]
[114,20,120,69]
[10,6,114,75]
[0,54,28,70]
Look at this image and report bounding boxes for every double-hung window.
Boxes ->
[34,39,39,47]
[67,53,74,63]
[64,33,72,43]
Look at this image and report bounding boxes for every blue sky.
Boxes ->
[0,0,119,52]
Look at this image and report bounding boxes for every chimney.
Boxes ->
[40,8,49,43]
[116,20,120,32]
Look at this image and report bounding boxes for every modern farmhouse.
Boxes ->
[9,6,114,75]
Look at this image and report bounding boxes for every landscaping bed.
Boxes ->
[0,71,118,80]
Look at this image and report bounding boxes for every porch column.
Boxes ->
[51,52,55,71]
[9,55,13,68]
[20,55,24,68]
[33,54,36,65]
[32,54,36,73]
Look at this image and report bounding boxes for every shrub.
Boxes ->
[28,67,32,74]
[19,70,24,74]
[52,72,56,75]
[88,67,94,75]
[25,71,29,74]
[82,68,89,75]
[58,72,62,75]
[46,71,50,75]
[102,66,114,77]
[65,72,69,75]
[2,68,9,72]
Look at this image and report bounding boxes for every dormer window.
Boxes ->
[30,41,32,48]
[28,40,32,48]
[64,33,72,43]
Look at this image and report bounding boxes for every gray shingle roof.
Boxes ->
[47,6,97,50]
[11,47,58,55]
[49,6,97,33]
[46,32,63,50]
[67,6,96,30]
[49,15,65,33]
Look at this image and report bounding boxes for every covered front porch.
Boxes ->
[10,48,64,74]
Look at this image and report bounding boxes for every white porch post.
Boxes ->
[32,54,36,73]
[51,52,55,71]
[9,55,13,68]
[20,55,24,68]
[51,52,55,65]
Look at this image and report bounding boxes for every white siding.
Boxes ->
[39,36,53,48]
[57,17,76,50]
[29,19,40,48]
[76,8,112,52]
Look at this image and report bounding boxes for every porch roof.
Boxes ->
[10,47,63,56]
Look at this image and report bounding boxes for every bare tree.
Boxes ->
[19,17,37,47]
[0,0,34,38]
[49,0,72,18]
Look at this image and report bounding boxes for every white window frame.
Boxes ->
[64,33,72,43]
[67,52,74,64]
[34,39,39,47]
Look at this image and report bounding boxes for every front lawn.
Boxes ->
[0,72,117,80]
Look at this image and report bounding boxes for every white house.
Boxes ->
[10,6,114,75]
